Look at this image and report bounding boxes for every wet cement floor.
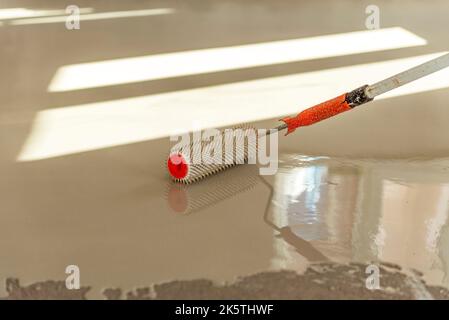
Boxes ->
[1,0,449,299]
[2,154,449,299]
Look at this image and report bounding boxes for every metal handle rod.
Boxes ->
[277,52,449,135]
[365,52,449,99]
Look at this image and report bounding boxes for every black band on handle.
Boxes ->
[346,85,373,108]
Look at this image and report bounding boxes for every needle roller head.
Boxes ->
[167,124,257,184]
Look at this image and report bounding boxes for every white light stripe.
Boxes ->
[47,27,426,92]
[7,8,174,26]
[17,52,449,162]
[0,7,93,20]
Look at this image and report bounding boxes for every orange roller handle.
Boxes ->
[281,93,351,135]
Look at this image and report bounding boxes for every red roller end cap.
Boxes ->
[167,153,188,179]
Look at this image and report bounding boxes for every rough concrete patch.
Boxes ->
[109,262,449,300]
[3,278,90,300]
[2,262,449,300]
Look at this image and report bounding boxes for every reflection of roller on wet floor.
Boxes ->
[166,165,260,215]
[165,163,330,262]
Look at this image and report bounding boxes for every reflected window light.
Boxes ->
[374,179,449,277]
[303,166,325,218]
[273,165,328,241]
[47,27,426,92]
[17,52,449,162]
[7,8,174,26]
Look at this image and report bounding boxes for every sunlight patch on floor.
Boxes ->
[17,52,448,161]
[47,27,426,92]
